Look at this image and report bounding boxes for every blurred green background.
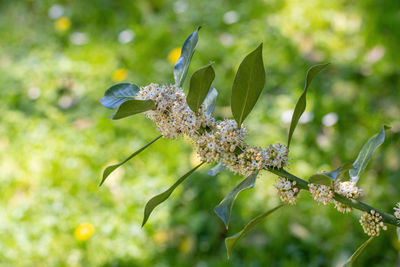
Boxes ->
[1,0,400,266]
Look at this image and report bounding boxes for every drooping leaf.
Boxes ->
[231,43,265,127]
[287,63,329,148]
[187,64,215,112]
[214,171,259,229]
[142,162,205,226]
[308,173,332,186]
[344,236,374,267]
[100,83,140,109]
[225,205,283,259]
[202,87,218,116]
[111,99,155,120]
[99,135,162,186]
[349,126,386,183]
[207,162,226,176]
[174,27,200,87]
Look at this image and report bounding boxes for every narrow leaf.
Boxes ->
[111,99,155,120]
[174,27,200,87]
[231,43,265,127]
[214,171,259,229]
[142,162,205,226]
[202,87,218,116]
[100,135,162,186]
[100,83,140,109]
[207,162,226,176]
[349,126,385,183]
[287,63,329,148]
[344,236,374,267]
[225,205,283,259]
[187,64,215,112]
[308,174,332,186]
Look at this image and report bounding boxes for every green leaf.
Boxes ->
[202,87,218,116]
[344,236,374,267]
[99,135,162,186]
[111,99,155,120]
[225,205,283,259]
[287,63,329,148]
[231,43,266,127]
[142,162,205,226]
[325,162,353,180]
[207,162,226,176]
[349,126,386,183]
[308,173,332,186]
[174,27,200,87]
[187,64,215,112]
[214,171,259,229]
[100,83,140,109]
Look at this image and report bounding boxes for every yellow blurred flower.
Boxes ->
[190,150,202,168]
[112,68,128,82]
[153,230,169,245]
[74,223,95,241]
[168,47,181,65]
[55,17,71,31]
[179,236,195,254]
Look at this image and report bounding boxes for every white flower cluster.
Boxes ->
[334,181,362,199]
[359,210,387,236]
[308,183,334,205]
[333,201,352,213]
[274,177,299,205]
[263,143,289,169]
[394,202,400,219]
[137,83,215,138]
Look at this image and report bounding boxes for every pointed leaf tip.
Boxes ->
[187,64,215,112]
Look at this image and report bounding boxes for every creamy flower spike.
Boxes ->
[308,183,334,205]
[334,181,362,199]
[263,143,289,169]
[359,210,387,236]
[275,177,299,205]
[333,201,352,213]
[394,202,400,219]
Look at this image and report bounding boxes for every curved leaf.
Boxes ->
[174,27,200,87]
[202,87,218,116]
[231,43,265,127]
[225,205,283,259]
[100,83,140,109]
[287,63,329,148]
[214,171,259,229]
[187,64,215,112]
[349,126,385,183]
[207,162,226,176]
[309,174,332,186]
[99,135,162,186]
[142,162,205,226]
[344,236,374,267]
[111,99,155,120]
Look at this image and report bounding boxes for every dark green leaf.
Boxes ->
[99,135,162,186]
[100,83,140,109]
[111,99,155,120]
[174,27,200,87]
[349,126,385,182]
[142,162,205,226]
[325,162,353,180]
[308,174,332,186]
[231,43,265,127]
[214,171,259,229]
[187,64,215,112]
[344,236,374,267]
[287,63,329,148]
[202,87,218,116]
[225,205,283,259]
[207,162,226,176]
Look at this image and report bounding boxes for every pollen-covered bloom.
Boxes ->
[359,210,387,236]
[394,202,400,219]
[308,183,334,205]
[227,146,265,176]
[334,180,362,199]
[274,177,299,205]
[263,143,289,169]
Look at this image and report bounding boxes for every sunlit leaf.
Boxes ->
[100,83,140,109]
[174,27,200,87]
[287,63,329,148]
[231,43,265,127]
[202,87,218,116]
[214,171,259,229]
[225,205,283,259]
[99,135,162,186]
[344,236,374,266]
[308,173,332,186]
[142,162,205,226]
[207,162,226,176]
[110,99,155,120]
[187,64,215,112]
[349,126,386,182]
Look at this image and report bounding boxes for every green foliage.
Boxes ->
[110,99,155,120]
[202,87,218,116]
[100,83,141,109]
[187,64,215,113]
[344,237,375,266]
[308,173,333,186]
[309,163,353,186]
[207,162,226,176]
[231,43,265,127]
